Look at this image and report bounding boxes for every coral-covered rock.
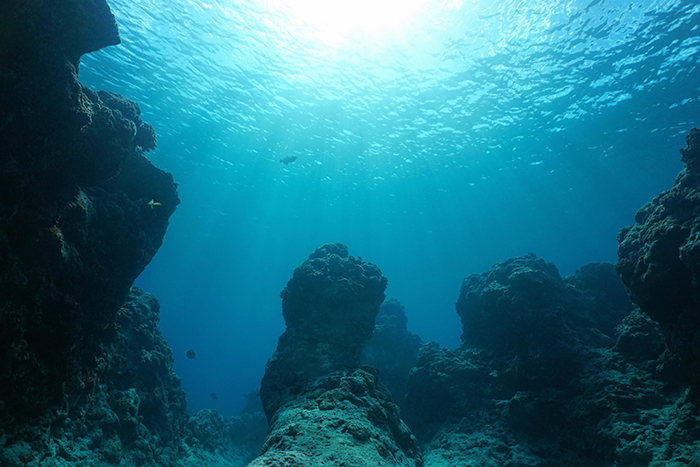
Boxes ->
[136,122,158,152]
[405,257,700,465]
[617,126,700,398]
[257,368,420,467]
[97,90,144,126]
[0,289,266,467]
[614,309,666,364]
[256,244,421,466]
[0,0,179,427]
[455,254,629,391]
[97,90,158,152]
[456,254,563,352]
[2,3,262,466]
[187,408,267,465]
[0,289,187,466]
[404,343,490,437]
[260,243,388,420]
[361,298,422,411]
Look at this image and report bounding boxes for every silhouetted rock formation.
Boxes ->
[2,2,271,466]
[361,298,422,411]
[1,289,264,467]
[406,255,699,465]
[617,126,700,399]
[0,290,188,465]
[456,257,630,391]
[256,244,422,467]
[260,243,388,419]
[0,0,180,427]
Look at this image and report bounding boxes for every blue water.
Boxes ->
[78,0,699,417]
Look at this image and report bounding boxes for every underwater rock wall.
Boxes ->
[0,2,262,466]
[617,126,700,399]
[255,244,421,467]
[0,289,264,467]
[405,255,699,466]
[0,0,183,460]
[0,289,189,466]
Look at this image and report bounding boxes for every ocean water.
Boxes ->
[78,0,700,417]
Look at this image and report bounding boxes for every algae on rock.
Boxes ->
[256,244,422,467]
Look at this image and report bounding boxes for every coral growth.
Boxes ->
[1,289,266,467]
[256,244,421,467]
[0,0,180,428]
[260,243,388,419]
[405,256,699,465]
[617,126,700,398]
[136,122,158,152]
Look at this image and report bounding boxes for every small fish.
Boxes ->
[280,156,297,165]
[210,392,218,400]
[185,349,196,359]
[148,199,163,209]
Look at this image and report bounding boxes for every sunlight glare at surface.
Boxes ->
[267,0,440,45]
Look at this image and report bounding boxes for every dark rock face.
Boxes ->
[617,126,700,397]
[257,244,421,466]
[0,0,120,71]
[1,289,264,467]
[361,298,422,411]
[406,256,699,465]
[260,243,388,420]
[0,0,180,426]
[455,255,630,391]
[0,290,189,466]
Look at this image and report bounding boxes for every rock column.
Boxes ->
[255,244,421,467]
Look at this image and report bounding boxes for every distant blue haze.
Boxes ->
[78,0,700,416]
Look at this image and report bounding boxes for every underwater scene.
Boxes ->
[1,0,700,465]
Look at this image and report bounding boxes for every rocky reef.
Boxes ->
[256,244,421,467]
[0,0,179,428]
[4,1,700,466]
[0,1,271,466]
[1,289,266,467]
[361,298,422,413]
[617,126,700,400]
[1,289,188,466]
[405,255,699,466]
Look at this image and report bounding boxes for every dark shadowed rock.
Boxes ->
[617,126,700,399]
[361,298,422,411]
[455,254,629,391]
[256,244,421,467]
[614,308,666,365]
[260,243,388,420]
[1,289,264,467]
[406,256,699,465]
[0,0,179,454]
[0,0,120,69]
